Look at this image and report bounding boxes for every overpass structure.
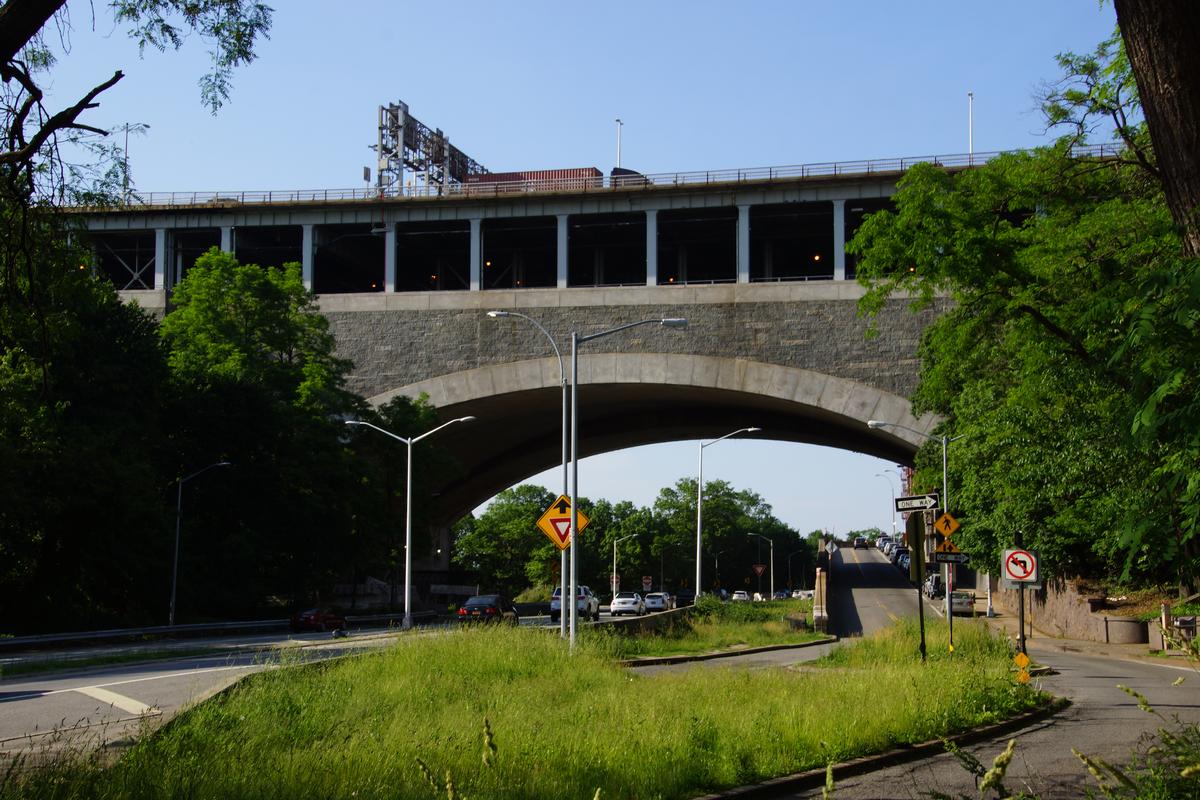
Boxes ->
[78,152,972,575]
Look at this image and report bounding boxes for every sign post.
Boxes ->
[1003,538,1039,654]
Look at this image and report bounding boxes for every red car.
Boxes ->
[290,607,347,633]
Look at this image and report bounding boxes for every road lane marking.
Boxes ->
[73,686,157,716]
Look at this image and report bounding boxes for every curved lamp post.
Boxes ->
[696,427,761,598]
[487,309,569,638]
[611,533,638,599]
[875,472,897,536]
[170,460,231,626]
[346,416,476,630]
[570,317,687,648]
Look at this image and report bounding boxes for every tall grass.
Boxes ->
[2,619,1045,800]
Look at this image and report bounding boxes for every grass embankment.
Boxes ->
[598,596,823,659]
[3,618,1047,800]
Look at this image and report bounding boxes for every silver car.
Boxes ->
[643,592,672,612]
[610,591,646,616]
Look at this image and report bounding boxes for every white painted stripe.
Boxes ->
[73,685,157,716]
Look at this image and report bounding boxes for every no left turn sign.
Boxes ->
[1003,549,1038,583]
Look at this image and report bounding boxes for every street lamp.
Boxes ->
[170,460,231,626]
[875,472,899,536]
[747,533,774,599]
[570,317,687,648]
[788,548,808,590]
[612,533,638,599]
[487,309,569,638]
[345,416,476,630]
[696,426,761,598]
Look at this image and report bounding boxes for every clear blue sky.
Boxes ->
[47,0,1117,535]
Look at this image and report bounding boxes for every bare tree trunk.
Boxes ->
[1115,0,1200,256]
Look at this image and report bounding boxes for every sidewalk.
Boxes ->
[972,605,1194,667]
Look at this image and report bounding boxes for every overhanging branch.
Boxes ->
[0,70,123,166]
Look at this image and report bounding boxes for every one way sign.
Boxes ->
[895,493,940,512]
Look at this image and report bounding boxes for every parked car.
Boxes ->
[854,536,868,549]
[457,594,519,625]
[877,536,891,550]
[772,590,789,600]
[897,552,910,572]
[731,590,750,602]
[949,590,976,616]
[792,589,814,599]
[644,592,672,612]
[290,607,346,633]
[923,573,945,599]
[550,585,601,623]
[752,592,766,602]
[610,591,646,616]
[674,589,696,607]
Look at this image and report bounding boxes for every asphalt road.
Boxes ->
[778,546,1200,799]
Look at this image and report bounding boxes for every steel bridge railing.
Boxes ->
[93,144,1122,211]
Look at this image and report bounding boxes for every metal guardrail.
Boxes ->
[84,145,1122,211]
[0,611,436,652]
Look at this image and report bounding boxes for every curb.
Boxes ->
[692,696,1071,799]
[616,636,839,667]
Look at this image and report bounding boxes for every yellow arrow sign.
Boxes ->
[935,538,961,554]
[536,495,590,551]
[934,513,960,538]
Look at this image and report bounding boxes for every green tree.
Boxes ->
[454,485,556,597]
[851,33,1199,593]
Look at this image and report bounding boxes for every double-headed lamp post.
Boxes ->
[696,426,761,598]
[486,309,569,638]
[570,317,687,648]
[875,472,898,536]
[170,460,231,627]
[612,533,638,598]
[747,532,774,599]
[346,416,476,630]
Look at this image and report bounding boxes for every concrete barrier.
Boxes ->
[812,567,829,632]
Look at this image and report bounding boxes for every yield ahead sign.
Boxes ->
[536,495,591,551]
[895,493,940,512]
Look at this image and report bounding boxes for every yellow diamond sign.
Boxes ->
[935,538,961,554]
[934,513,960,538]
[536,495,590,551]
[1014,651,1031,670]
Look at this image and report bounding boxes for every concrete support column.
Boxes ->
[469,217,482,291]
[556,213,568,288]
[645,209,658,286]
[737,204,751,283]
[384,225,397,292]
[154,228,167,290]
[220,226,235,254]
[301,224,315,291]
[833,199,846,280]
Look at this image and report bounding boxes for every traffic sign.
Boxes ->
[934,551,970,564]
[642,575,652,592]
[935,539,960,554]
[934,513,960,537]
[1003,549,1038,583]
[895,493,940,512]
[536,495,591,551]
[752,564,767,577]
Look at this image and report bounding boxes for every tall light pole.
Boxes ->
[787,549,808,590]
[115,122,150,205]
[747,533,774,599]
[487,310,569,637]
[570,317,687,648]
[615,118,623,168]
[346,416,476,630]
[967,92,974,164]
[696,426,761,598]
[875,472,897,536]
[170,460,231,627]
[612,533,638,598]
[868,419,963,653]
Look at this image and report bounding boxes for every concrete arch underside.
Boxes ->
[369,353,933,524]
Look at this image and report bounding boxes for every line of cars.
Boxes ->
[875,537,977,616]
[876,535,911,573]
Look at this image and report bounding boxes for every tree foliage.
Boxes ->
[851,32,1200,593]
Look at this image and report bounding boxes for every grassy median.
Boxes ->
[2,618,1046,799]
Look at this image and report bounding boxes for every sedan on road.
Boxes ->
[610,592,646,616]
[731,590,750,602]
[644,592,672,612]
[289,608,346,633]
[457,594,519,625]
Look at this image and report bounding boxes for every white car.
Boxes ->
[550,585,600,623]
[731,590,750,602]
[610,591,646,616]
[643,592,672,612]
[792,589,814,600]
[948,590,976,616]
